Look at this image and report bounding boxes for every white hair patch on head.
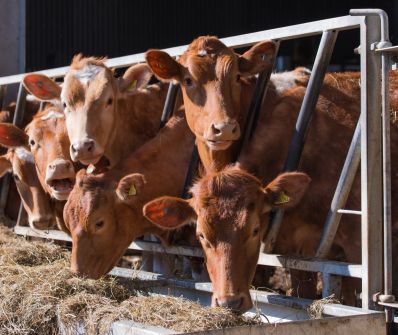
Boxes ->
[198,49,207,57]
[15,147,34,163]
[75,64,102,85]
[41,110,64,121]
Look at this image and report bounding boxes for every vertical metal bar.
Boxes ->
[16,203,26,227]
[241,41,280,147]
[0,83,27,213]
[359,15,383,310]
[159,83,179,129]
[0,85,7,109]
[12,83,27,127]
[316,123,361,258]
[380,49,395,307]
[322,273,342,298]
[263,30,338,253]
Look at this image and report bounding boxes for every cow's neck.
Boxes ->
[104,87,166,169]
[196,139,239,173]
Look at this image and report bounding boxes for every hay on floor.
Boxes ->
[0,225,263,334]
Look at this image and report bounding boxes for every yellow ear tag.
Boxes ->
[128,79,137,92]
[275,191,290,205]
[128,184,137,196]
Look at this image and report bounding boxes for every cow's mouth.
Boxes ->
[48,178,75,199]
[206,139,233,150]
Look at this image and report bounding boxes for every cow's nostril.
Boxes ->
[71,145,77,153]
[232,125,237,134]
[212,124,221,135]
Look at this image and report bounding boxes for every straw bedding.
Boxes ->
[0,225,262,334]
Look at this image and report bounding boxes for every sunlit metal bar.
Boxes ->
[263,29,338,253]
[316,123,361,258]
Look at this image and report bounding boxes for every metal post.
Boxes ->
[0,85,7,109]
[316,123,361,258]
[159,83,179,129]
[0,82,27,213]
[358,14,383,310]
[263,29,338,253]
[241,41,280,147]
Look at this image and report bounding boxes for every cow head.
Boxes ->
[64,170,168,278]
[144,166,310,312]
[0,123,54,229]
[23,76,76,201]
[60,56,153,165]
[146,37,275,152]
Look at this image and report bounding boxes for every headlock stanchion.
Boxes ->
[159,83,179,129]
[263,29,338,253]
[0,9,397,326]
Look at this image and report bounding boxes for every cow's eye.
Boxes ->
[29,139,35,146]
[253,227,260,237]
[13,174,20,182]
[184,78,193,87]
[197,232,204,240]
[95,221,104,230]
[107,98,113,105]
[63,102,67,109]
[236,74,241,82]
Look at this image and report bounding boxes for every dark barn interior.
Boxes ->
[25,0,397,72]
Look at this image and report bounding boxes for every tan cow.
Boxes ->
[146,36,278,172]
[63,111,194,278]
[60,57,168,167]
[0,124,53,229]
[144,70,398,311]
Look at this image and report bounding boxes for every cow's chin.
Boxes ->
[47,178,75,201]
[77,154,103,166]
[205,139,234,151]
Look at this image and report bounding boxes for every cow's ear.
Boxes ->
[0,123,29,148]
[262,172,311,212]
[143,196,197,229]
[0,154,12,177]
[118,63,153,93]
[23,74,61,101]
[116,173,146,201]
[145,50,182,81]
[238,40,276,76]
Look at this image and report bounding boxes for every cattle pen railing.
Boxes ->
[0,8,397,325]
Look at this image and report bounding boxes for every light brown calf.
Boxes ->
[0,124,53,229]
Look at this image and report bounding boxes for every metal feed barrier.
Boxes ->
[1,8,397,328]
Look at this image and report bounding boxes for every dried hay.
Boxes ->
[0,225,263,334]
[58,294,261,334]
[307,294,341,319]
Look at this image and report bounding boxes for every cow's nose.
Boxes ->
[209,120,240,140]
[30,217,53,230]
[71,139,95,154]
[216,297,243,310]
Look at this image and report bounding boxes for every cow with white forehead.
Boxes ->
[27,57,169,168]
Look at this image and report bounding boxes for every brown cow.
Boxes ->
[143,70,398,311]
[0,124,53,229]
[146,36,277,172]
[63,111,194,278]
[0,75,77,232]
[60,57,167,167]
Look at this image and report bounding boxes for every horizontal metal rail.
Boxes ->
[110,268,375,318]
[14,226,361,278]
[0,15,363,85]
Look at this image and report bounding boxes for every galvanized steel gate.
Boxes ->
[0,8,397,325]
